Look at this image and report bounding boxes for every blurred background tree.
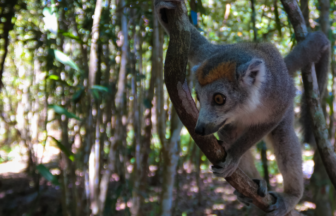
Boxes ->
[0,0,335,215]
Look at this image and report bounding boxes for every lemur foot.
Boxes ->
[265,192,291,216]
[305,31,330,61]
[211,154,240,178]
[233,179,267,206]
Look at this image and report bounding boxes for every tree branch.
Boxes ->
[162,1,275,211]
[280,0,336,188]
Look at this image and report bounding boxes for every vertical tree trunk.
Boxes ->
[115,0,128,109]
[310,1,334,215]
[113,0,129,213]
[250,0,257,41]
[0,0,18,87]
[130,21,147,216]
[160,109,183,216]
[154,10,166,151]
[87,0,103,214]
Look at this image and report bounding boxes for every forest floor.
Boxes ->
[0,169,317,216]
[0,144,318,216]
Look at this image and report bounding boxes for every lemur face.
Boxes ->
[194,79,240,136]
[193,58,266,136]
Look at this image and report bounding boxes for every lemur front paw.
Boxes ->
[265,192,291,216]
[211,154,240,178]
[233,179,267,206]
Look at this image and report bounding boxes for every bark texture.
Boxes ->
[87,0,103,214]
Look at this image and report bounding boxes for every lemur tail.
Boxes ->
[284,31,330,145]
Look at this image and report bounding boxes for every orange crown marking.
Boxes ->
[196,62,236,86]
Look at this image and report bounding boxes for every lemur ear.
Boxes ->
[238,59,265,87]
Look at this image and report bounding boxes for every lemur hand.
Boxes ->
[234,179,267,206]
[211,153,240,178]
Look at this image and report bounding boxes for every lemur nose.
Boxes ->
[195,126,205,136]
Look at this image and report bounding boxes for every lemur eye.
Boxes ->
[213,93,226,105]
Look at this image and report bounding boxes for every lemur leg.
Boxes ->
[264,109,303,216]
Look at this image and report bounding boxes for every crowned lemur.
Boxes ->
[155,0,330,215]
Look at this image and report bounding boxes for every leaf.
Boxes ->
[53,49,80,71]
[43,8,58,35]
[59,29,84,44]
[72,87,84,102]
[136,74,146,81]
[48,104,81,120]
[325,93,334,107]
[91,85,109,92]
[36,164,60,186]
[48,75,59,80]
[91,89,100,100]
[196,0,207,15]
[49,136,75,161]
[143,98,152,109]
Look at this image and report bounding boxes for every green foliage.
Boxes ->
[91,85,110,93]
[49,136,75,161]
[59,29,85,44]
[52,49,80,71]
[36,164,60,186]
[48,104,81,120]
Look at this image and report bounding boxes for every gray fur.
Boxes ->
[155,1,329,215]
[284,32,330,145]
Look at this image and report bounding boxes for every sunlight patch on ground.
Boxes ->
[50,168,60,175]
[214,187,225,193]
[0,160,26,175]
[295,201,316,211]
[222,194,237,202]
[115,199,133,211]
[212,203,225,210]
[189,186,199,193]
[144,196,159,203]
[0,143,59,176]
[111,173,120,181]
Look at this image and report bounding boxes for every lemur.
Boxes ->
[154,0,330,215]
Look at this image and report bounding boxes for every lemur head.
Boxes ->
[193,52,266,136]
